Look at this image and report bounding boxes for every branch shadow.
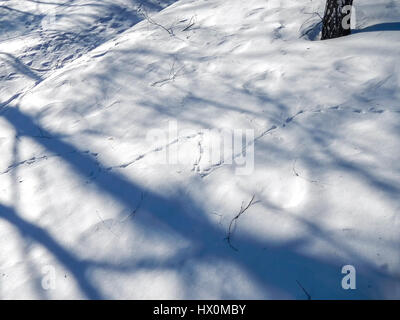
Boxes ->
[0,203,103,299]
[0,52,43,83]
[0,106,397,299]
[1,5,400,298]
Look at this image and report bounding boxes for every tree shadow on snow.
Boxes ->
[0,106,398,299]
[354,22,400,34]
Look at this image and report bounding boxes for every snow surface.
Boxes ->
[0,0,400,299]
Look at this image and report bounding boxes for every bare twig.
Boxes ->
[299,11,324,38]
[303,11,324,21]
[137,6,175,36]
[210,211,223,225]
[296,280,312,300]
[292,159,319,184]
[121,192,146,221]
[96,211,119,237]
[226,195,258,251]
[182,16,196,32]
[151,60,184,87]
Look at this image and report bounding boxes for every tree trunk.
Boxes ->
[321,0,354,40]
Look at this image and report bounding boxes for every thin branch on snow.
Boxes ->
[226,195,258,251]
[292,159,330,187]
[121,192,146,221]
[210,211,223,225]
[137,6,175,36]
[292,159,319,184]
[299,11,324,38]
[182,16,196,32]
[303,11,324,21]
[151,60,184,87]
[296,280,312,300]
[96,210,119,237]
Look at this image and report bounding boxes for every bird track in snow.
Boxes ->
[196,104,398,179]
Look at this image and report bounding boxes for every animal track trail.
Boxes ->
[0,149,100,175]
[281,103,392,128]
[4,104,392,179]
[107,131,203,171]
[198,125,278,178]
[195,103,397,179]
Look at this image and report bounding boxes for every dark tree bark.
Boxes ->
[321,0,354,40]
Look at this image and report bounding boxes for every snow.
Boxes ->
[1,0,400,299]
